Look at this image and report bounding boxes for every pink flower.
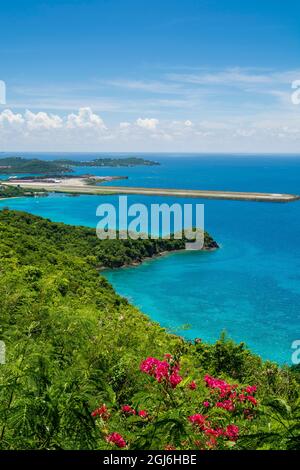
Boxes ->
[106,432,126,448]
[188,381,197,390]
[140,357,169,382]
[244,385,257,395]
[91,404,110,420]
[204,375,235,398]
[138,409,148,418]
[203,401,210,408]
[204,427,224,438]
[121,405,136,415]
[156,361,170,382]
[246,395,258,406]
[225,424,239,441]
[215,400,235,412]
[169,372,182,388]
[188,414,207,429]
[238,394,258,406]
[140,356,182,388]
[140,357,160,374]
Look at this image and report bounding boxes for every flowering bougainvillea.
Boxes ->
[106,432,126,448]
[203,374,259,419]
[140,355,183,388]
[138,410,148,418]
[188,380,197,390]
[91,355,259,450]
[121,405,136,416]
[91,404,110,420]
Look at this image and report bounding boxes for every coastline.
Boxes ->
[0,196,21,202]
[99,244,219,271]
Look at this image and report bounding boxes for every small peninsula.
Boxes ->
[0,183,47,199]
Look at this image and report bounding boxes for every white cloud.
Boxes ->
[119,121,131,128]
[1,105,300,152]
[167,67,300,87]
[25,110,63,130]
[66,107,107,130]
[0,109,24,127]
[136,117,159,130]
[104,79,183,94]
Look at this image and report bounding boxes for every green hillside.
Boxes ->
[0,210,299,450]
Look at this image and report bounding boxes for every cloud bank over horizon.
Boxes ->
[1,67,300,153]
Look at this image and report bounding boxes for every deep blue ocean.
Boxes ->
[1,152,300,364]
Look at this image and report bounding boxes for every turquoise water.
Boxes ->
[1,153,300,364]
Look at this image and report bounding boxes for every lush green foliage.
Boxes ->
[0,210,299,450]
[0,184,46,198]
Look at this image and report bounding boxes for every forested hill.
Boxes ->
[0,210,217,268]
[0,157,71,174]
[0,210,299,450]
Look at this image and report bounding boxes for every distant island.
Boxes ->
[56,157,160,167]
[0,156,160,175]
[0,157,71,175]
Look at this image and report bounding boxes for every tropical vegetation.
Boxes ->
[0,184,46,198]
[0,210,299,450]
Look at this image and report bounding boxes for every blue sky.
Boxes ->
[0,0,300,152]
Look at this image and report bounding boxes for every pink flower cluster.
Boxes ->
[188,413,207,430]
[204,375,258,415]
[91,404,110,420]
[188,380,197,390]
[140,355,182,388]
[93,361,258,450]
[106,432,126,448]
[244,385,257,395]
[225,424,239,441]
[188,413,240,447]
[122,405,136,416]
[216,400,235,412]
[204,375,237,398]
[138,409,148,418]
[122,405,149,418]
